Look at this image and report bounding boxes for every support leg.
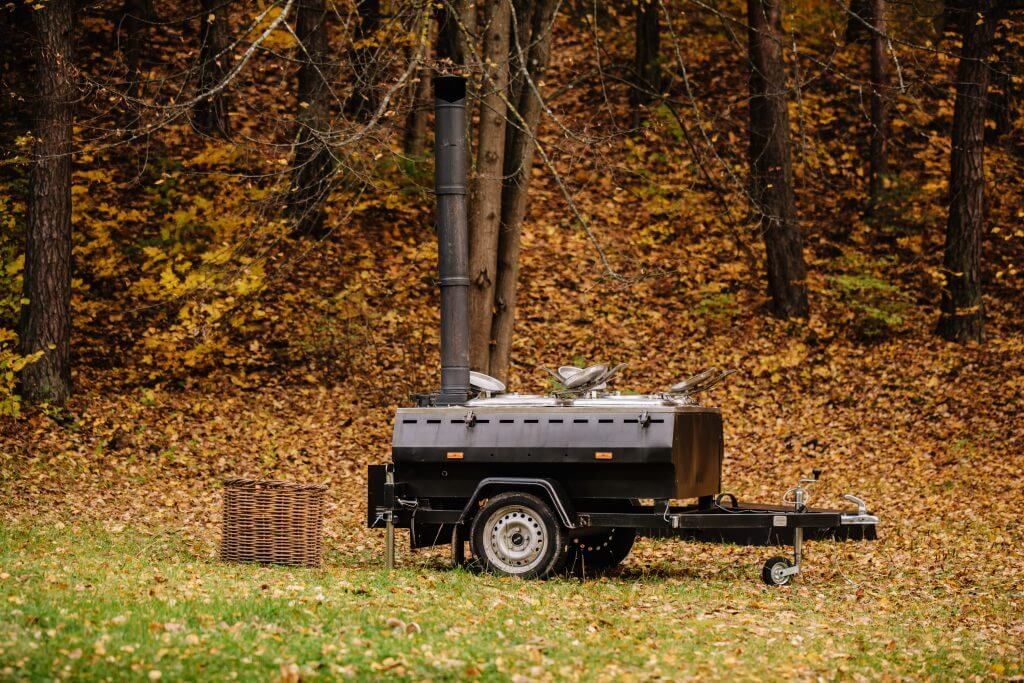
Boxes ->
[384,468,395,571]
[385,512,395,571]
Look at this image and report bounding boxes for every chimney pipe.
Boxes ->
[434,75,470,405]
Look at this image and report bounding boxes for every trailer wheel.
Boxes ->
[567,528,636,576]
[470,492,568,579]
[761,556,794,586]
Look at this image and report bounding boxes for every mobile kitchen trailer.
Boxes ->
[367,76,878,585]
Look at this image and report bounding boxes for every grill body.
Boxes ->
[390,402,723,502]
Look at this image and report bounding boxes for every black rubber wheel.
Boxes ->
[470,492,568,579]
[761,556,794,586]
[566,528,636,576]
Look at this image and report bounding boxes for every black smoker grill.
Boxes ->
[367,76,878,585]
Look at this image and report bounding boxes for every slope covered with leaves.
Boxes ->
[1,0,1023,679]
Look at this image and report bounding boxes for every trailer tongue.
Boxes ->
[366,75,878,584]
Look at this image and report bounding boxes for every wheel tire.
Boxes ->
[761,556,794,586]
[566,528,636,576]
[470,492,568,579]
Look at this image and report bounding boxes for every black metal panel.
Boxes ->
[672,410,722,498]
[391,405,722,500]
[582,510,845,530]
[394,408,673,463]
[393,462,678,501]
[411,521,453,549]
[366,464,392,527]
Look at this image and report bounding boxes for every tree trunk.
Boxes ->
[346,0,381,121]
[630,0,661,126]
[436,0,477,67]
[867,0,889,210]
[747,0,809,318]
[939,2,1000,343]
[118,0,157,96]
[0,6,35,134]
[507,0,534,101]
[844,0,872,43]
[488,0,557,383]
[193,0,232,138]
[19,0,74,405]
[987,31,1017,143]
[436,0,477,158]
[467,0,511,373]
[287,0,335,238]
[402,52,432,158]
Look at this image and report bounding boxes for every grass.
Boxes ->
[1,523,1018,681]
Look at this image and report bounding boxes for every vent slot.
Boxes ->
[427,419,441,424]
[624,419,638,424]
[499,419,514,424]
[524,419,539,424]
[573,419,589,424]
[402,419,417,424]
[598,418,613,424]
[548,419,563,424]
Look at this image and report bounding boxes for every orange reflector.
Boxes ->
[595,452,613,460]
[446,451,464,460]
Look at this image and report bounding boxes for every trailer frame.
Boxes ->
[368,467,878,585]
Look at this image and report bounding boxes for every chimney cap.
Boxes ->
[433,75,466,103]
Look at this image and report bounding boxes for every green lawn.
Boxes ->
[0,523,1018,681]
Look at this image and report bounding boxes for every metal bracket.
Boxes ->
[841,513,880,525]
[778,563,800,578]
[840,494,878,525]
[790,526,803,577]
[843,494,868,516]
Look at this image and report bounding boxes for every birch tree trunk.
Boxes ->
[20,0,74,404]
[467,0,511,373]
[747,0,809,318]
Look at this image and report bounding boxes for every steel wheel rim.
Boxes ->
[483,505,548,574]
[771,561,789,585]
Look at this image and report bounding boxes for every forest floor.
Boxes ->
[3,2,1024,680]
[3,195,1023,681]
[0,520,1018,681]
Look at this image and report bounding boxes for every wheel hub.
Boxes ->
[483,505,548,573]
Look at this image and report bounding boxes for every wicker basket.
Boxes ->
[220,479,328,568]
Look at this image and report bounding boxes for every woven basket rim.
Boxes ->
[222,478,329,492]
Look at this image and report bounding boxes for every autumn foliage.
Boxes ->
[1,0,1023,678]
